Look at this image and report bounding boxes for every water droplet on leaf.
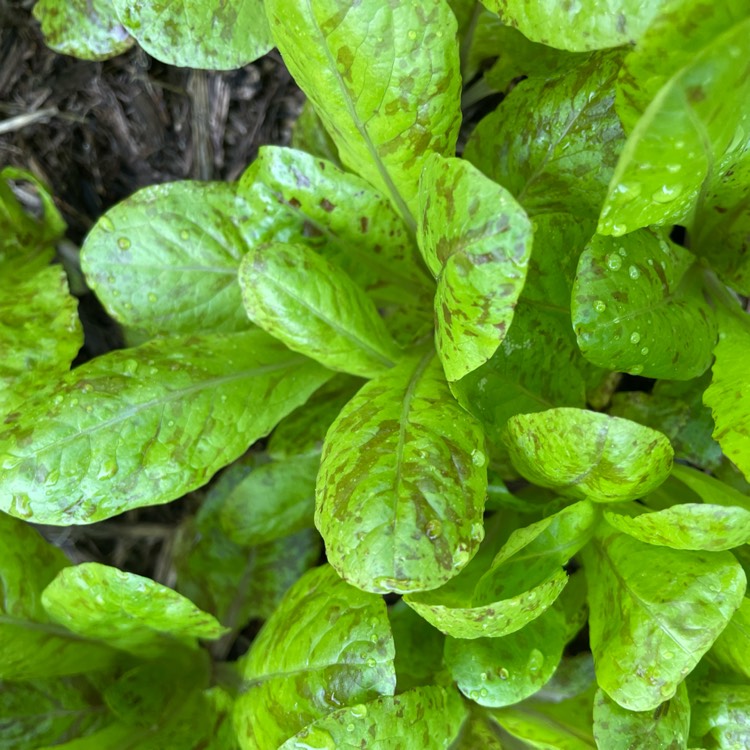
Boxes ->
[425,520,442,540]
[117,237,131,250]
[607,254,622,271]
[594,300,606,312]
[628,265,640,279]
[630,332,641,344]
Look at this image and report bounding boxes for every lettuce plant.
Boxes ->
[4,0,750,747]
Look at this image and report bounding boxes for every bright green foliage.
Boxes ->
[572,229,717,378]
[503,408,674,503]
[239,242,400,377]
[418,154,532,381]
[233,565,395,750]
[388,602,445,692]
[690,683,750,750]
[265,0,462,227]
[711,597,750,681]
[316,350,487,593]
[584,528,746,711]
[33,0,133,60]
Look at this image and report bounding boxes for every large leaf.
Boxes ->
[464,53,624,219]
[110,0,273,69]
[593,683,690,750]
[278,686,467,750]
[418,154,532,381]
[42,563,226,658]
[233,565,395,750]
[0,330,330,524]
[690,683,750,750]
[265,0,462,227]
[583,528,746,711]
[572,229,717,379]
[316,349,487,594]
[238,242,400,378]
[480,0,668,51]
[33,0,134,60]
[704,314,750,480]
[598,14,750,235]
[503,408,674,503]
[710,597,750,681]
[81,182,253,337]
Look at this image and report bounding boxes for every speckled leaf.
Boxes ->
[239,242,400,378]
[316,349,487,594]
[449,712,505,749]
[279,685,467,750]
[503,408,674,503]
[220,454,318,546]
[290,100,341,165]
[0,329,330,524]
[81,182,253,337]
[593,683,690,750]
[265,0,462,228]
[33,0,133,61]
[464,53,625,219]
[110,0,272,69]
[240,146,432,346]
[610,374,722,471]
[603,504,750,551]
[704,316,750,480]
[583,528,746,711]
[671,464,750,512]
[573,230,717,379]
[690,683,750,750]
[233,564,395,750]
[173,455,321,629]
[480,0,668,51]
[598,16,750,235]
[0,676,110,750]
[445,604,567,708]
[42,562,227,657]
[418,154,532,381]
[711,597,750,681]
[0,265,82,416]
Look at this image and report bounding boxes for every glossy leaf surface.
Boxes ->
[690,683,750,750]
[316,350,487,594]
[711,597,750,681]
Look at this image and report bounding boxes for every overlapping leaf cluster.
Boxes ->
[4,0,750,747]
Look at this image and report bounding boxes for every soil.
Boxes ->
[1,0,305,582]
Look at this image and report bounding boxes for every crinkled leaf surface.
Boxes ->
[240,146,432,346]
[42,562,227,657]
[583,528,746,711]
[603,504,750,551]
[279,685,467,750]
[593,683,690,750]
[0,329,330,524]
[110,0,272,69]
[33,0,133,61]
[238,242,400,378]
[265,0,462,227]
[81,181,253,336]
[704,315,750,480]
[598,14,750,235]
[710,597,750,681]
[480,0,667,51]
[233,565,395,750]
[316,349,487,594]
[418,154,532,381]
[503,408,674,503]
[690,683,750,750]
[465,52,624,219]
[572,230,717,379]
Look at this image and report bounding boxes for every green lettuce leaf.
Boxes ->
[316,349,487,593]
[418,154,532,381]
[671,464,750,511]
[690,683,750,750]
[710,597,750,681]
[290,100,341,164]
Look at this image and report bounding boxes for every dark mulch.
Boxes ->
[1,0,305,581]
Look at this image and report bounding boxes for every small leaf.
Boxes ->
[111,0,273,69]
[278,686,467,750]
[710,597,750,681]
[572,229,717,379]
[316,349,487,594]
[265,0,462,226]
[33,0,133,61]
[42,562,227,657]
[418,154,532,381]
[583,528,746,711]
[81,181,253,337]
[238,242,400,378]
[503,408,674,503]
[0,330,330,524]
[593,683,690,750]
[233,565,395,750]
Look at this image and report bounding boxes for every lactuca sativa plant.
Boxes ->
[4,0,750,747]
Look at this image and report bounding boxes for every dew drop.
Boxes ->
[99,216,115,233]
[480,671,488,682]
[631,364,644,375]
[425,520,442,540]
[663,651,674,660]
[470,521,484,543]
[606,254,622,271]
[611,223,627,235]
[479,688,488,698]
[369,633,379,643]
[630,332,641,344]
[641,347,649,356]
[97,459,119,480]
[593,300,606,312]
[618,246,627,257]
[666,163,682,174]
[346,723,355,733]
[471,448,486,467]
[11,493,33,519]
[628,265,640,279]
[167,419,176,428]
[527,649,545,673]
[498,667,509,680]
[652,184,682,203]
[350,705,367,719]
[117,237,131,250]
